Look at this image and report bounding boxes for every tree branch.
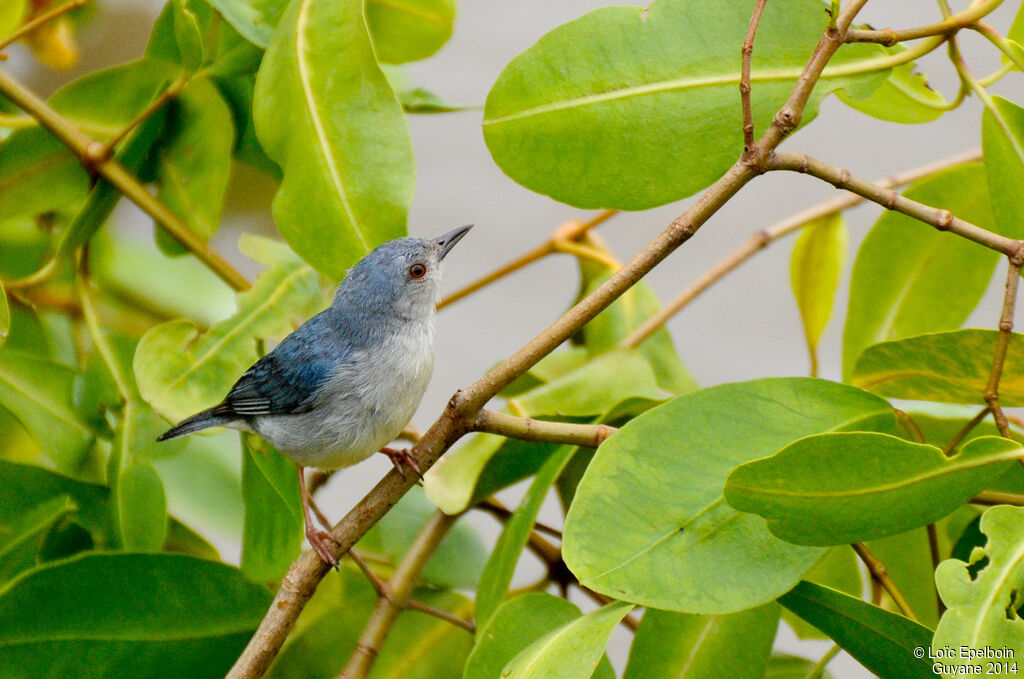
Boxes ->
[227,4,871,675]
[852,542,920,622]
[740,0,768,154]
[768,151,1022,256]
[844,0,1003,45]
[338,512,461,679]
[472,409,616,448]
[438,210,617,309]
[622,148,982,348]
[984,258,1023,440]
[0,67,250,292]
[0,0,88,53]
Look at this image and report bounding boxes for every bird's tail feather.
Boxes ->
[157,406,236,442]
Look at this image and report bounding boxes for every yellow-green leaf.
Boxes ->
[366,0,454,64]
[851,329,1024,406]
[790,213,846,376]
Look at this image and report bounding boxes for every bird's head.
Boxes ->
[334,225,472,319]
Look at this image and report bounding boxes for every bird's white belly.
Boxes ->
[254,325,434,469]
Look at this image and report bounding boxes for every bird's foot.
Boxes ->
[305,526,341,568]
[379,447,423,481]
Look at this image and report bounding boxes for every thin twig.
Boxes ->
[226,4,870,675]
[895,410,926,444]
[473,409,616,448]
[768,151,1022,257]
[942,407,991,456]
[852,542,919,621]
[338,512,461,679]
[477,497,563,539]
[844,0,1003,45]
[97,76,187,160]
[926,523,945,617]
[622,148,982,347]
[438,210,617,309]
[0,0,88,53]
[972,490,1024,506]
[0,67,249,292]
[984,259,1023,440]
[740,0,768,154]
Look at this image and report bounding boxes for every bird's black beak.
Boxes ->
[437,224,473,260]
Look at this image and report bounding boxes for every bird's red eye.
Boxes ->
[409,263,427,279]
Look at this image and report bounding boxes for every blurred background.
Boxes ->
[7,0,1024,675]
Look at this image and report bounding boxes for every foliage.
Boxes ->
[1,0,1024,678]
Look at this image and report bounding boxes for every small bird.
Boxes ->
[158,225,472,566]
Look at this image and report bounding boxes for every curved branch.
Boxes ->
[227,3,871,676]
[845,0,1004,45]
[473,409,616,448]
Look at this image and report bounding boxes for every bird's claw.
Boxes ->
[306,527,340,568]
[380,447,423,481]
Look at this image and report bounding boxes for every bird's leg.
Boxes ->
[296,465,340,568]
[379,446,423,480]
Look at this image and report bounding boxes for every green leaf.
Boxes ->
[779,582,934,679]
[155,77,235,252]
[837,49,947,124]
[397,86,471,113]
[934,505,1024,664]
[366,0,454,64]
[215,74,281,176]
[0,127,88,222]
[0,350,96,472]
[623,604,778,679]
[134,234,324,423]
[575,255,697,394]
[267,567,473,679]
[476,446,576,629]
[358,486,487,589]
[254,0,413,279]
[0,552,274,679]
[241,437,302,583]
[726,433,1021,545]
[115,460,167,551]
[0,495,75,586]
[0,459,113,548]
[424,433,561,515]
[764,655,835,679]
[563,378,891,613]
[507,349,667,419]
[790,213,846,375]
[502,601,632,679]
[983,96,1024,240]
[0,280,8,348]
[465,593,615,679]
[783,546,862,640]
[852,329,1024,405]
[172,0,205,71]
[54,109,168,259]
[483,0,886,209]
[205,0,287,48]
[842,163,997,379]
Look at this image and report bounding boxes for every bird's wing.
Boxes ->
[223,318,343,416]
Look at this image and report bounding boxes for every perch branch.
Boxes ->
[622,148,981,347]
[0,67,249,292]
[472,409,616,448]
[852,542,920,622]
[227,3,870,675]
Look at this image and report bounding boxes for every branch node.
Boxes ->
[883,190,898,209]
[1010,242,1024,268]
[82,140,108,170]
[774,107,800,135]
[935,209,954,231]
[837,168,852,189]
